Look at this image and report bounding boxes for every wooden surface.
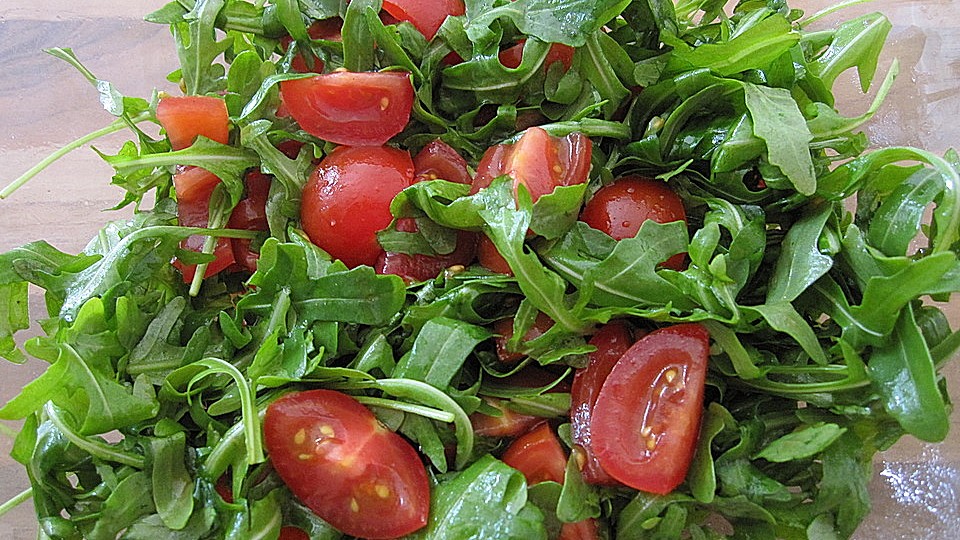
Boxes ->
[1,1,958,538]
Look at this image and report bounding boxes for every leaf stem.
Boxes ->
[0,487,32,518]
[354,396,456,423]
[0,112,150,199]
[44,403,145,468]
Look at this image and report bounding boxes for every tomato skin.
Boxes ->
[228,169,272,273]
[280,18,342,73]
[559,518,600,540]
[476,234,513,275]
[472,127,592,204]
[579,176,687,270]
[591,324,710,495]
[264,390,430,539]
[278,527,310,540]
[502,423,567,485]
[301,146,415,268]
[470,398,542,438]
[570,321,634,486]
[499,40,575,72]
[156,96,230,151]
[172,167,236,282]
[280,71,414,146]
[493,312,554,363]
[382,0,465,40]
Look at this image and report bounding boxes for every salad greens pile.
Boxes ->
[1,0,958,538]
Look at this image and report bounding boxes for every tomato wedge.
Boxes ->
[264,390,430,539]
[492,312,554,363]
[172,166,236,282]
[382,0,465,40]
[570,321,634,485]
[156,96,230,150]
[499,40,575,72]
[591,324,710,495]
[301,145,415,268]
[280,71,414,146]
[472,127,592,203]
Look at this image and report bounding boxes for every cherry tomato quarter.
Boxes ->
[382,0,465,40]
[172,167,236,282]
[570,321,634,485]
[301,146,415,268]
[579,176,688,270]
[472,127,592,204]
[156,96,230,151]
[228,169,272,273]
[264,390,430,539]
[470,398,542,438]
[412,139,472,185]
[280,71,414,146]
[591,323,710,495]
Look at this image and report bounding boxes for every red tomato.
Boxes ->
[280,71,414,146]
[382,0,465,40]
[560,519,600,540]
[472,127,592,203]
[280,18,342,73]
[502,423,567,485]
[493,312,554,363]
[156,96,230,151]
[413,139,472,184]
[579,176,688,270]
[499,40,575,72]
[476,234,513,275]
[570,321,634,486]
[278,527,310,540]
[228,169,272,273]
[470,398,542,438]
[301,146,415,268]
[376,228,477,282]
[264,390,430,539]
[172,167,236,282]
[591,324,710,495]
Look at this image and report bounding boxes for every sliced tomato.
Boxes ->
[579,176,688,270]
[264,390,430,539]
[301,146,415,268]
[278,527,310,540]
[228,169,272,273]
[559,519,600,540]
[476,234,513,275]
[499,40,575,72]
[570,321,634,486]
[172,167,236,282]
[376,227,477,282]
[472,127,592,203]
[591,324,710,495]
[413,139,472,184]
[502,422,567,485]
[280,71,414,146]
[156,96,230,150]
[280,18,342,73]
[493,312,554,363]
[381,0,465,40]
[470,398,542,438]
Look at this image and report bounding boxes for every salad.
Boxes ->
[1,0,958,538]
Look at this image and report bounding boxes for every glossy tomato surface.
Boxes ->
[301,146,415,268]
[580,176,687,270]
[280,71,413,146]
[493,312,554,363]
[412,139,471,184]
[570,321,634,485]
[501,422,567,485]
[156,96,230,151]
[264,390,430,539]
[228,169,272,272]
[472,127,592,203]
[469,397,541,438]
[591,324,710,495]
[382,0,464,40]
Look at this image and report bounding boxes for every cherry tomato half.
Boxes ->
[413,139,472,185]
[228,169,272,273]
[472,127,592,204]
[580,176,687,270]
[382,0,465,40]
[301,146,415,268]
[570,321,634,486]
[469,397,541,438]
[280,71,414,146]
[156,96,230,151]
[591,323,710,495]
[499,40,575,72]
[264,390,430,539]
[493,312,554,364]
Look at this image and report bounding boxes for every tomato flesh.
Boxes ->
[579,176,688,270]
[172,167,236,282]
[382,0,465,40]
[570,321,634,485]
[470,398,541,438]
[280,71,414,146]
[499,40,575,72]
[493,312,554,363]
[413,139,472,185]
[264,390,430,539]
[156,96,230,151]
[228,169,272,273]
[591,324,710,495]
[301,146,415,268]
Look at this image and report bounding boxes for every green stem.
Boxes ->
[354,396,456,423]
[0,488,32,518]
[44,403,145,468]
[0,113,150,199]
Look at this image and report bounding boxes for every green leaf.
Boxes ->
[755,422,846,462]
[464,0,630,47]
[394,317,492,388]
[808,12,892,92]
[87,471,157,540]
[148,433,195,530]
[664,14,800,76]
[743,83,816,195]
[766,203,834,304]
